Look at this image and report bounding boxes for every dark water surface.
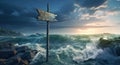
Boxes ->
[0,34,120,65]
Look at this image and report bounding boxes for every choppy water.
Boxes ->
[0,34,120,65]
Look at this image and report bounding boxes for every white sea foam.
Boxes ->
[9,35,120,65]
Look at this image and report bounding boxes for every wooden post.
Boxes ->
[46,3,49,62]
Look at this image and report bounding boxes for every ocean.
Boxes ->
[0,34,120,65]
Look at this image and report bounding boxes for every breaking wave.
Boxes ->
[0,34,120,65]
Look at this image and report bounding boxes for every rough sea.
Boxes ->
[0,34,120,65]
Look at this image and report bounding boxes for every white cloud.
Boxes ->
[62,1,120,31]
[80,10,119,20]
[90,0,108,10]
[72,1,109,21]
[74,3,80,7]
[116,0,120,1]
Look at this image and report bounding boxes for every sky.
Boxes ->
[0,0,120,34]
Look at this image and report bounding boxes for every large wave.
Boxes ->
[0,34,120,65]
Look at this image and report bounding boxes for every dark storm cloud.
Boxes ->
[54,0,108,30]
[0,3,22,15]
[0,0,55,33]
[55,3,75,22]
[0,2,40,28]
[56,0,107,22]
[0,0,107,26]
[76,0,107,8]
[0,0,111,34]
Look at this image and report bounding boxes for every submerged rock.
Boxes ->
[0,42,38,65]
[98,37,120,56]
[98,38,113,49]
[98,37,120,48]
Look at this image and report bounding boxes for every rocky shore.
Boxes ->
[0,42,38,65]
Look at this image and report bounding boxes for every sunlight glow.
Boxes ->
[74,20,120,34]
[77,28,100,34]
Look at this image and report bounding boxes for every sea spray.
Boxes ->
[72,41,103,63]
[16,43,46,64]
[0,34,120,65]
[30,52,46,64]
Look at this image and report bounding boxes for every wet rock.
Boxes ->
[98,37,120,57]
[15,46,30,53]
[0,59,6,65]
[98,38,112,49]
[21,51,35,62]
[0,43,38,65]
[6,57,22,65]
[0,49,17,59]
[0,42,14,49]
[98,37,120,49]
